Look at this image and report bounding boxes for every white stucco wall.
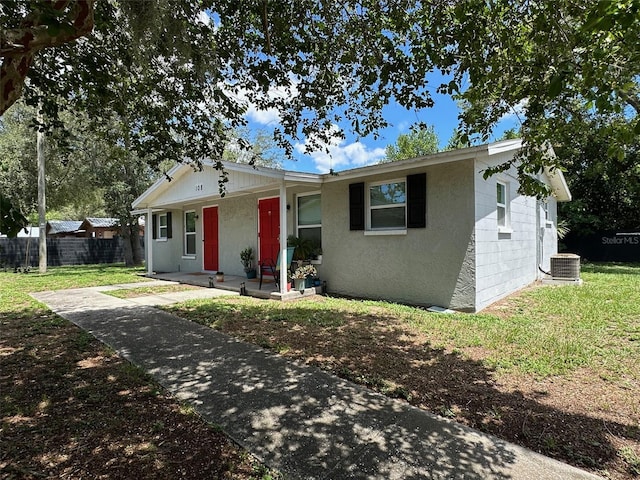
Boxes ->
[151,210,185,273]
[150,187,303,277]
[321,160,477,311]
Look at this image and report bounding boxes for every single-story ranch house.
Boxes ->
[132,139,571,312]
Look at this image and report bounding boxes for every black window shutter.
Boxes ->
[166,212,173,238]
[349,182,365,231]
[407,173,427,228]
[152,214,157,239]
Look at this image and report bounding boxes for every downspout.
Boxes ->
[536,199,542,278]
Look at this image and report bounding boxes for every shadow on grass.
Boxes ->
[27,284,636,479]
[0,306,265,479]
[173,299,639,478]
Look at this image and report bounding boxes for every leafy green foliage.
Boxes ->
[445,1,640,195]
[0,193,28,237]
[222,127,284,169]
[444,128,471,151]
[383,125,439,162]
[557,115,640,234]
[3,1,639,195]
[0,101,108,219]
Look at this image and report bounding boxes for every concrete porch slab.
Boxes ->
[149,271,322,302]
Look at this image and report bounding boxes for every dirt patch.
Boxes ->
[0,309,276,479]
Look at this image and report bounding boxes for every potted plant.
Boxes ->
[287,235,314,263]
[310,245,323,264]
[240,247,256,279]
[292,264,317,291]
[215,271,224,282]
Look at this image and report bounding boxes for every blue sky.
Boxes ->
[242,79,521,174]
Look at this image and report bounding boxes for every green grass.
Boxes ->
[105,284,200,299]
[0,264,148,314]
[398,262,638,377]
[171,263,640,379]
[1,264,279,479]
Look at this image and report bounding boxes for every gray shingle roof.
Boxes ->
[47,220,82,234]
[84,217,119,228]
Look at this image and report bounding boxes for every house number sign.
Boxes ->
[195,184,204,191]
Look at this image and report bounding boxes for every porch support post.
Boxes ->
[146,207,154,276]
[279,179,288,293]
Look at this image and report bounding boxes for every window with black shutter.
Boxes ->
[152,214,158,239]
[349,182,365,230]
[406,173,427,228]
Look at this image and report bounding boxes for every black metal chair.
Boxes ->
[259,246,295,289]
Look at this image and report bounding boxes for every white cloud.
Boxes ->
[229,79,299,127]
[294,126,386,173]
[198,11,211,25]
[499,99,528,122]
[245,103,281,126]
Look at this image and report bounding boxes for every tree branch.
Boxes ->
[617,89,640,115]
[0,0,95,115]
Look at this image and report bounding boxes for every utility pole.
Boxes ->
[37,104,47,273]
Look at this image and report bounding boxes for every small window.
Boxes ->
[159,213,168,239]
[297,193,321,247]
[496,182,509,229]
[184,211,196,256]
[369,181,406,230]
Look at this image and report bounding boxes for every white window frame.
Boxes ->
[296,192,322,245]
[496,181,511,233]
[183,210,196,257]
[366,178,407,233]
[158,213,168,240]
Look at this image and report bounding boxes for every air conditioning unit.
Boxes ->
[550,254,581,281]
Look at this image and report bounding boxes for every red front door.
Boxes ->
[203,206,219,271]
[258,197,280,265]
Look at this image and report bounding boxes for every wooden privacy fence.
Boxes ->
[0,237,136,268]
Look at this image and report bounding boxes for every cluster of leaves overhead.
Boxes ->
[2,1,639,199]
[4,1,441,169]
[0,193,29,237]
[444,1,640,195]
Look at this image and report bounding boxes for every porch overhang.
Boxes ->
[131,160,322,211]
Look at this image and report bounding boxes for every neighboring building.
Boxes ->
[131,139,571,312]
[79,217,120,238]
[46,220,83,237]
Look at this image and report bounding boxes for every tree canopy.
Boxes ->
[1,1,639,200]
[383,125,439,163]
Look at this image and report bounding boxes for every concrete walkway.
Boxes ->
[32,285,601,480]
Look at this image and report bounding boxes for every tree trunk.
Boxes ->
[130,222,143,266]
[121,217,143,267]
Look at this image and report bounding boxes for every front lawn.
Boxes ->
[167,263,640,480]
[0,265,277,479]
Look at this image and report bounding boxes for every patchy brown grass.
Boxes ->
[169,291,640,480]
[0,309,276,479]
